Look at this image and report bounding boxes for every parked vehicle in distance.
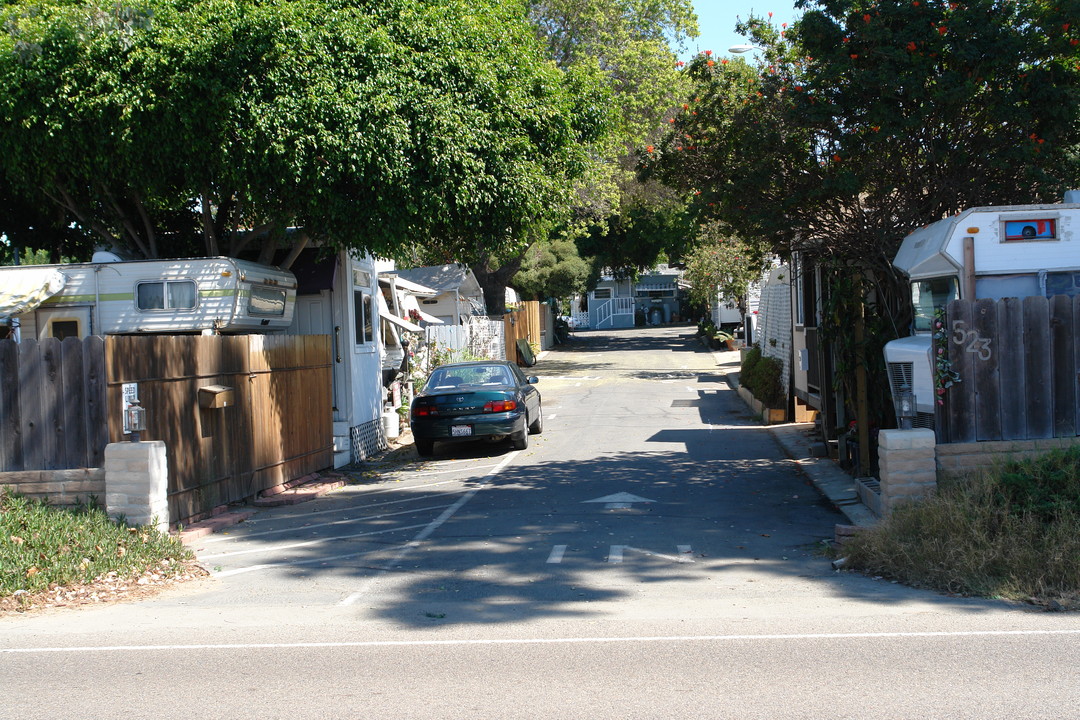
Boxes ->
[410,360,542,457]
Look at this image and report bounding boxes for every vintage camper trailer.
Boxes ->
[884,195,1080,426]
[0,255,296,340]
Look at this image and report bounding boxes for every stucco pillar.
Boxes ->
[105,441,170,532]
[877,429,937,514]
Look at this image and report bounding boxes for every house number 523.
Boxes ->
[950,320,992,360]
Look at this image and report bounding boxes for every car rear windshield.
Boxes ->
[427,365,512,390]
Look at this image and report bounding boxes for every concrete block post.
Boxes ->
[105,441,170,533]
[877,429,937,515]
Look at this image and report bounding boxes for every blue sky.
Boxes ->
[681,0,802,59]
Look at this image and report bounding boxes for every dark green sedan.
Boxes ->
[410,360,542,457]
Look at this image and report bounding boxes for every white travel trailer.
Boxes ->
[884,194,1080,426]
[0,254,296,341]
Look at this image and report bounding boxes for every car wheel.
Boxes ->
[511,424,529,450]
[528,405,543,435]
[415,439,435,457]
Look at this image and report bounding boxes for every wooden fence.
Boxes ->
[503,301,541,363]
[0,337,109,472]
[106,335,333,523]
[1,335,333,524]
[938,296,1080,443]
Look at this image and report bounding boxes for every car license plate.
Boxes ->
[451,425,473,437]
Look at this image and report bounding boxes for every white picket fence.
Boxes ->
[423,316,505,362]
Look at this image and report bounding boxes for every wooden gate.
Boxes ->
[939,296,1080,443]
[105,335,333,523]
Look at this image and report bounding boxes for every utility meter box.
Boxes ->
[198,385,234,409]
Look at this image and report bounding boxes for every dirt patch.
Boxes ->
[0,559,209,616]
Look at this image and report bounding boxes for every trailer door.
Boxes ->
[36,306,91,340]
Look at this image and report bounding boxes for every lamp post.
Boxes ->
[894,383,916,430]
[126,400,147,443]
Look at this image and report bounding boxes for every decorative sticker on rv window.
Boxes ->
[137,280,197,311]
[248,285,286,316]
[1004,219,1056,241]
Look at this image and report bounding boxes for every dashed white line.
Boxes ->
[547,545,567,563]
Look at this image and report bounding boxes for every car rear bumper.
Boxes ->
[411,411,526,441]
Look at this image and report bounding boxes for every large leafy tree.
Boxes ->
[460,0,699,313]
[0,0,599,265]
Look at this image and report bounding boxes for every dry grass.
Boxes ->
[842,447,1080,609]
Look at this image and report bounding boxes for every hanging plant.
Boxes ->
[932,307,961,405]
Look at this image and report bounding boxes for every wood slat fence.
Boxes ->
[938,296,1080,443]
[0,337,109,471]
[1,335,333,525]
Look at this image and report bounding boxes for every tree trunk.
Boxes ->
[471,256,523,316]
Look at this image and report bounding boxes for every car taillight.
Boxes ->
[413,404,436,417]
[483,400,517,413]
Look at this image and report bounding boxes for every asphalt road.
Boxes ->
[3,325,1079,719]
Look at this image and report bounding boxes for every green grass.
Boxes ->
[0,490,195,602]
[841,447,1080,607]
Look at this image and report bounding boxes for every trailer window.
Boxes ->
[911,276,959,332]
[137,280,197,311]
[248,285,286,316]
[353,291,373,345]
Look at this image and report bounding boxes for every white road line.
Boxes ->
[548,414,557,420]
[677,544,694,560]
[212,526,433,577]
[547,545,567,563]
[198,493,469,544]
[8,629,1080,654]
[607,545,625,563]
[338,451,519,606]
[200,508,451,560]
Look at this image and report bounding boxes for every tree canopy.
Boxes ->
[649,0,1080,261]
[0,0,607,263]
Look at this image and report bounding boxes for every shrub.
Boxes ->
[740,347,784,408]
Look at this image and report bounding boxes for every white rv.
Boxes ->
[884,195,1080,426]
[0,255,296,340]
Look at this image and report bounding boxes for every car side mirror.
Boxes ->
[528,376,539,384]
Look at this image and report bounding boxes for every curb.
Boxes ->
[175,472,346,545]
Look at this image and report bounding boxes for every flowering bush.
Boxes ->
[932,308,961,405]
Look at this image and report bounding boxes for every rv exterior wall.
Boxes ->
[1,257,297,337]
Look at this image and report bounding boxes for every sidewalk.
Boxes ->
[713,348,877,528]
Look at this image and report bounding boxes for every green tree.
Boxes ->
[466,0,699,313]
[0,0,598,265]
[681,223,770,313]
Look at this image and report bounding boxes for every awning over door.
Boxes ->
[381,310,424,334]
[0,268,66,317]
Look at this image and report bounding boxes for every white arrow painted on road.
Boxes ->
[584,492,656,509]
[607,545,694,564]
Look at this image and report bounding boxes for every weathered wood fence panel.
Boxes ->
[0,337,108,472]
[941,296,1079,443]
[503,301,541,364]
[105,335,333,523]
